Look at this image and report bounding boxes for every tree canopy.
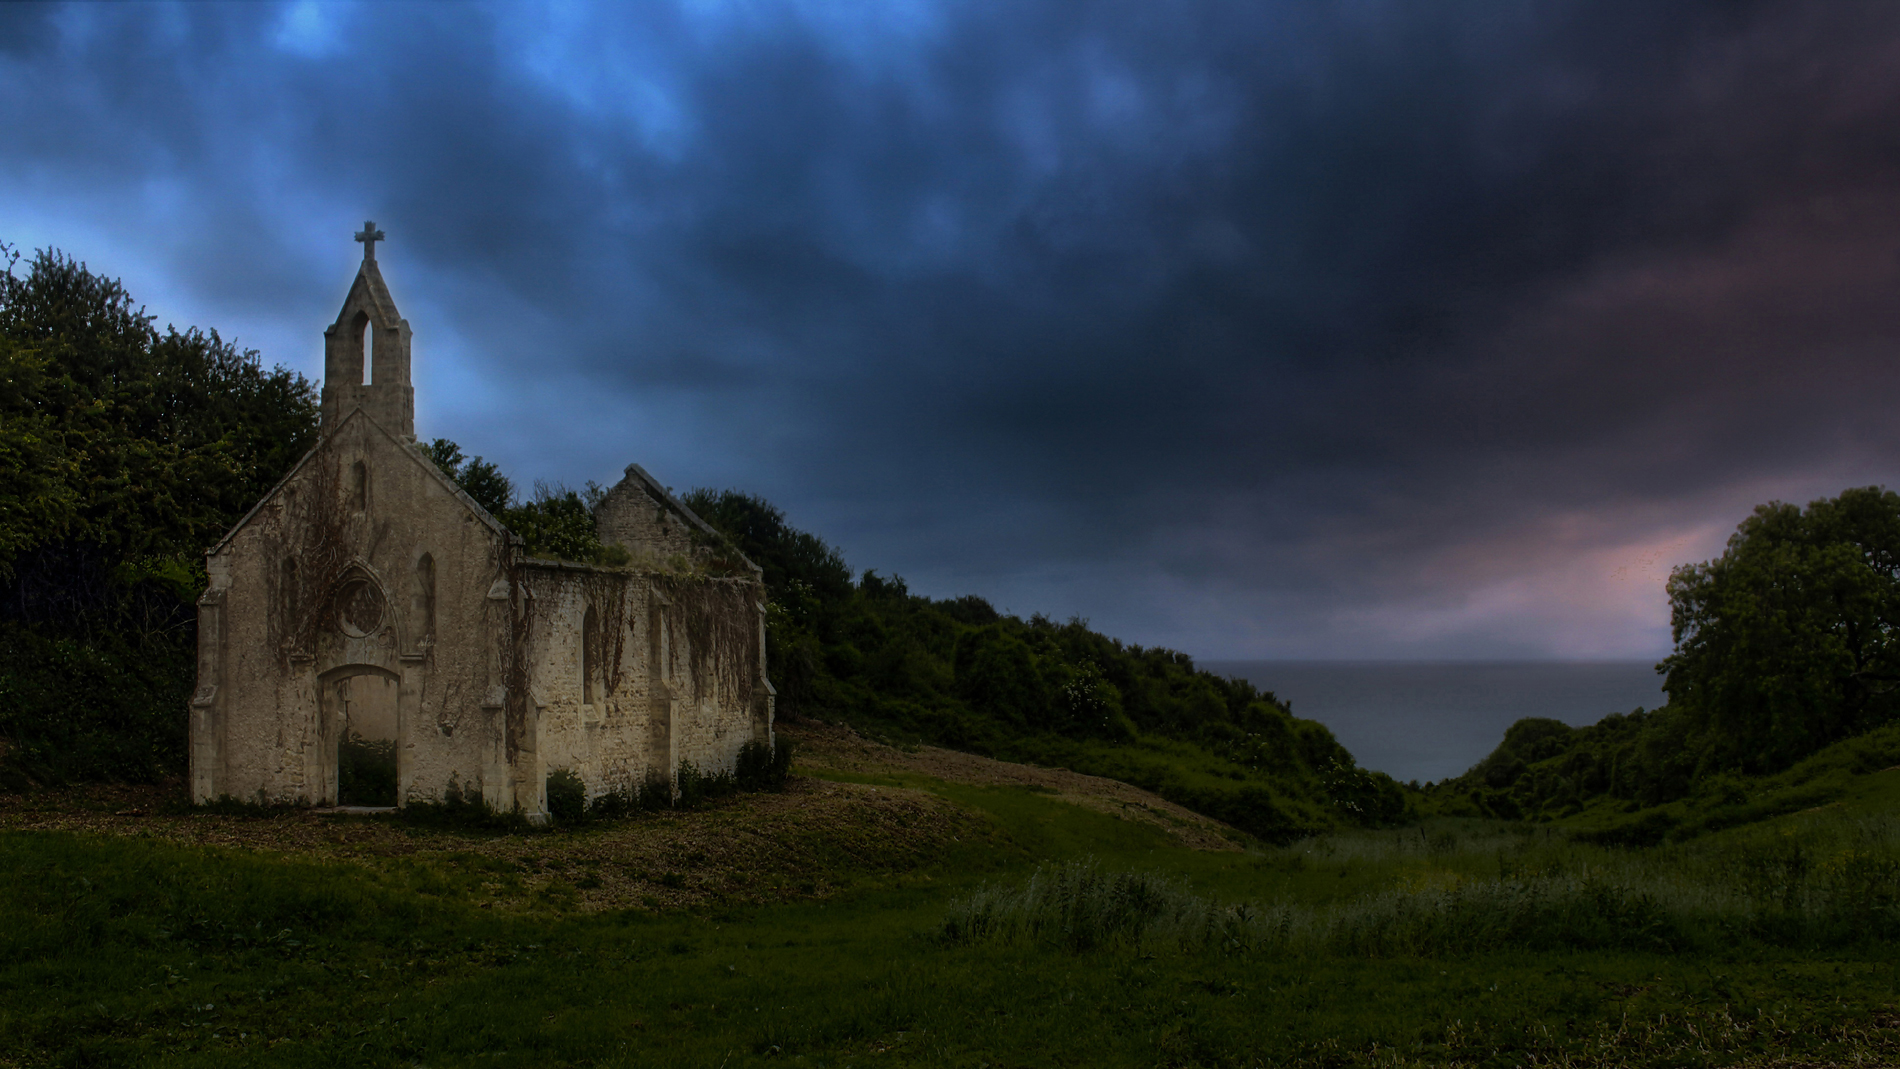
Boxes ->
[1663,487,1900,772]
[1440,486,1900,823]
[0,245,317,605]
[0,244,318,782]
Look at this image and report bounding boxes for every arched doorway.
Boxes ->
[321,665,401,807]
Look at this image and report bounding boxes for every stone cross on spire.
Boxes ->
[354,220,386,261]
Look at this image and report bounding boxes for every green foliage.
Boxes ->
[1664,486,1900,772]
[1438,487,1900,829]
[12,788,1900,1065]
[545,767,587,825]
[683,488,852,714]
[420,437,513,517]
[0,245,318,579]
[736,737,794,791]
[581,769,676,820]
[0,244,317,783]
[687,487,1404,838]
[674,758,736,808]
[423,438,628,566]
[940,860,1231,953]
[396,776,542,833]
[0,623,188,784]
[681,488,853,603]
[940,858,1691,958]
[503,481,617,564]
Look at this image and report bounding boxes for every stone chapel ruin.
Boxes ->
[189,223,774,820]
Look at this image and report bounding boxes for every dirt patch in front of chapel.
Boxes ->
[0,720,1239,912]
[0,774,995,913]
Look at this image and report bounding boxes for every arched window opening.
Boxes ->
[655,605,671,683]
[582,605,599,707]
[353,310,371,385]
[350,460,368,513]
[412,553,435,644]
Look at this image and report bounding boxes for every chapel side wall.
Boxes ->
[657,577,770,780]
[202,518,318,805]
[525,569,769,803]
[525,569,668,802]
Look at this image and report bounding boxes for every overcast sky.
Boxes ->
[5,1,1899,661]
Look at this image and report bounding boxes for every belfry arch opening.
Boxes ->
[352,309,371,384]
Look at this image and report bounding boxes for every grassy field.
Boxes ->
[7,724,1900,1067]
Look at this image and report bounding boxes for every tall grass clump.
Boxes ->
[945,811,1900,959]
[940,862,1684,957]
[940,860,1254,953]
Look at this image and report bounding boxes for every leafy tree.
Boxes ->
[1440,487,1900,824]
[681,489,852,602]
[505,481,621,565]
[421,437,513,517]
[0,244,318,782]
[1663,487,1900,772]
[422,438,620,565]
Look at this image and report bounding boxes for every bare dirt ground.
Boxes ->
[784,717,1243,852]
[0,776,992,913]
[0,720,1239,912]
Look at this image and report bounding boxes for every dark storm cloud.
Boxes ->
[4,0,1900,657]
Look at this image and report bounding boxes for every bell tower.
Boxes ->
[320,221,414,438]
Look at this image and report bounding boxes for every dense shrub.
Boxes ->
[546,767,588,825]
[0,245,317,785]
[736,738,795,791]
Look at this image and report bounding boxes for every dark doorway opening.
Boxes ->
[333,672,399,806]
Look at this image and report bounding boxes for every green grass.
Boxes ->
[1525,721,1900,846]
[9,774,1900,1067]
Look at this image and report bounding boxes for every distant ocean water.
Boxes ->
[1200,661,1667,785]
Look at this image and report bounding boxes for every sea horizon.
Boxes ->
[1200,659,1667,785]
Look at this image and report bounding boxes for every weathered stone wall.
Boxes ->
[194,410,507,807]
[524,565,771,804]
[592,464,707,567]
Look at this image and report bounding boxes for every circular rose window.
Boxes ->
[337,579,386,638]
